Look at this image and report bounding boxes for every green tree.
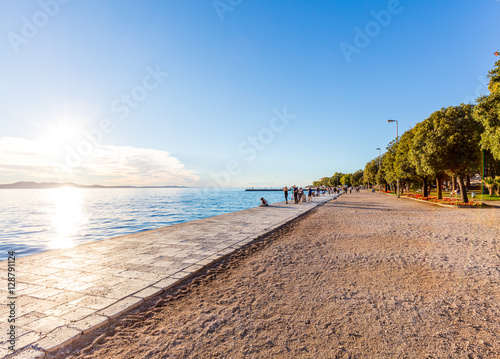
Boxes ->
[340,173,352,187]
[411,104,480,202]
[495,176,500,196]
[329,172,344,187]
[482,176,496,195]
[410,117,446,199]
[363,159,379,187]
[319,177,330,187]
[382,141,398,191]
[395,128,430,196]
[474,58,500,160]
[488,57,500,93]
[351,169,364,186]
[375,161,387,191]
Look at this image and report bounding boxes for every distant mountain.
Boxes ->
[0,181,190,189]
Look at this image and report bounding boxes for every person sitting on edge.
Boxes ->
[259,197,269,207]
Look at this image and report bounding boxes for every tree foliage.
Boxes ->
[351,169,364,186]
[382,140,398,186]
[474,58,500,160]
[410,104,479,202]
[363,159,379,185]
[340,173,352,187]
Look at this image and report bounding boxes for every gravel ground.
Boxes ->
[49,191,500,358]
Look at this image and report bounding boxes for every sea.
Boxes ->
[0,188,288,261]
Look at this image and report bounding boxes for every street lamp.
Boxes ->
[387,119,400,197]
[376,148,381,193]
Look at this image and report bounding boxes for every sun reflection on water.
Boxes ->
[46,187,88,249]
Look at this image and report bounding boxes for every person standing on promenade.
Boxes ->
[293,186,299,204]
[283,186,289,204]
[298,187,304,202]
[308,187,313,201]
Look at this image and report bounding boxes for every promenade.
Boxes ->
[1,193,338,358]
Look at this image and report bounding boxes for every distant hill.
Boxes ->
[0,181,190,189]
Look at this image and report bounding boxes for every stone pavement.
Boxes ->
[0,193,338,358]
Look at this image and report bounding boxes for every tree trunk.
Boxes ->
[452,176,456,192]
[457,175,468,203]
[436,176,443,200]
[423,177,428,197]
[466,175,471,190]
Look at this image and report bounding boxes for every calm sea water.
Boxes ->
[0,188,288,261]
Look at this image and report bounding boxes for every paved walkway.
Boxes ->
[1,194,338,358]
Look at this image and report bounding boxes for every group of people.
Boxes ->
[282,186,341,204]
[259,185,346,207]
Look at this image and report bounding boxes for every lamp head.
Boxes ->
[376,148,381,150]
[387,119,396,123]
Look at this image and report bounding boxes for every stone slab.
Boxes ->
[32,326,82,352]
[68,314,109,334]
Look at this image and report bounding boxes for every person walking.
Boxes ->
[298,187,304,202]
[283,186,289,204]
[293,186,299,204]
[308,187,313,201]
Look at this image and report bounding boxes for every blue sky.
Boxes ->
[0,0,499,187]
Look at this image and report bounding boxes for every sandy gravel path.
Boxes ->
[49,191,500,358]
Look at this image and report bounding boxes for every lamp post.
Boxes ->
[387,119,400,197]
[376,147,381,193]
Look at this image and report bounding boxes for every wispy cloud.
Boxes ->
[0,137,198,186]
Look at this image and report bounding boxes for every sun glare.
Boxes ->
[39,122,83,155]
[46,187,88,249]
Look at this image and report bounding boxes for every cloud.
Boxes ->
[0,137,199,186]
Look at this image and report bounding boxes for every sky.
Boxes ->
[0,0,499,188]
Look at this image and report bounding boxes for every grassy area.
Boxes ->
[381,189,500,201]
[473,193,500,201]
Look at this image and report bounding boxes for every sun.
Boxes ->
[46,123,81,142]
[39,122,83,155]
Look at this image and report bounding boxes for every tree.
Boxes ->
[411,104,480,202]
[340,173,352,187]
[329,172,344,187]
[363,159,379,187]
[382,141,398,191]
[482,176,496,196]
[443,105,482,202]
[319,177,330,187]
[495,176,500,196]
[408,121,435,197]
[351,169,364,186]
[474,58,500,160]
[488,56,500,93]
[395,128,430,195]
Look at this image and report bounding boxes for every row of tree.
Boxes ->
[362,56,500,203]
[312,170,364,188]
[313,55,500,204]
